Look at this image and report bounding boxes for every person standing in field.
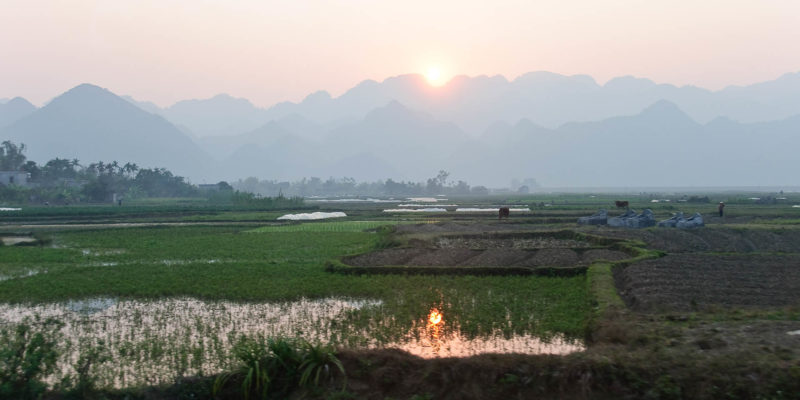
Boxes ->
[718,202,725,217]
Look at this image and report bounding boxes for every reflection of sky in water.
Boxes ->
[1,236,37,245]
[0,269,44,282]
[0,298,583,388]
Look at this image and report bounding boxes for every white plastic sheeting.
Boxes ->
[455,208,531,212]
[383,208,447,213]
[0,208,21,211]
[398,204,458,207]
[277,212,347,220]
[310,198,400,203]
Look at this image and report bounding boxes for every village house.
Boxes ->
[0,171,30,187]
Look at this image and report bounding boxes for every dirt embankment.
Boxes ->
[346,247,630,268]
[615,254,800,312]
[435,236,593,249]
[395,222,541,235]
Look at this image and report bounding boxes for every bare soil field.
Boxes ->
[435,236,593,249]
[344,229,631,269]
[345,247,628,267]
[615,254,800,312]
[595,226,800,253]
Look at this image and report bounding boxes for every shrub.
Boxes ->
[213,336,346,399]
[299,341,346,390]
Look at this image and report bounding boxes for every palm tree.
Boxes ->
[123,162,139,177]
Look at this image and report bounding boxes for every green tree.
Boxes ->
[0,141,27,170]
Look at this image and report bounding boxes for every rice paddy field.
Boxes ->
[1,193,800,399]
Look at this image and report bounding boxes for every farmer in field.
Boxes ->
[718,202,725,217]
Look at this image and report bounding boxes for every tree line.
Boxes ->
[0,141,209,204]
[233,170,490,197]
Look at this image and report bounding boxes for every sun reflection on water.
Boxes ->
[401,305,583,358]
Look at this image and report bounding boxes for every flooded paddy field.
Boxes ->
[0,296,582,388]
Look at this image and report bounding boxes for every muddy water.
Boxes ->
[0,297,584,389]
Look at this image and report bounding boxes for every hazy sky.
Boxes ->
[2,0,800,107]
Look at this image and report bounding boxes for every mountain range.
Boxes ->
[126,71,800,137]
[1,84,211,180]
[0,97,36,130]
[2,71,800,188]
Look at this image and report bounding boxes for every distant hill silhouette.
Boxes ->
[0,97,36,129]
[122,95,163,116]
[176,95,800,186]
[5,72,800,187]
[251,71,800,134]
[449,100,800,187]
[163,94,272,138]
[0,84,213,180]
[122,71,800,138]
[212,101,465,182]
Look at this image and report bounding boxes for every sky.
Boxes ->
[2,0,800,108]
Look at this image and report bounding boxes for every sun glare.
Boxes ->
[425,67,444,86]
[428,309,442,325]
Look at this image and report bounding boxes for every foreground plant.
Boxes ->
[212,335,346,399]
[60,339,112,398]
[299,341,346,391]
[0,316,64,400]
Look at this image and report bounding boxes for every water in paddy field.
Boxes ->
[392,308,582,358]
[0,297,584,388]
[0,236,38,245]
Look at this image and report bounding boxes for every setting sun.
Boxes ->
[425,67,444,86]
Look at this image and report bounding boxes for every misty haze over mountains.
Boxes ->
[2,71,800,188]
